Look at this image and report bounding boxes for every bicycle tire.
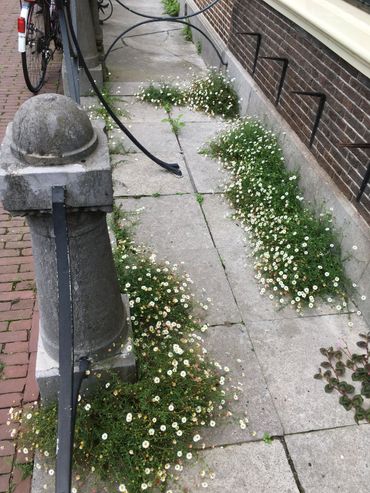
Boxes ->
[21,0,50,93]
[98,0,113,23]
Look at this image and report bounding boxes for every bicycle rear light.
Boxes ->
[18,16,26,52]
[18,17,26,33]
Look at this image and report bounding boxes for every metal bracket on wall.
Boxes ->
[259,57,289,105]
[339,142,370,202]
[235,32,262,75]
[291,91,326,147]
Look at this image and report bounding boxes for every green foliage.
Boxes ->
[196,193,204,205]
[162,114,186,136]
[161,0,180,16]
[315,333,370,423]
[196,41,202,55]
[138,82,185,108]
[18,209,224,492]
[262,432,273,444]
[187,70,239,119]
[202,119,349,311]
[137,70,240,119]
[85,87,128,132]
[16,461,34,480]
[182,24,193,42]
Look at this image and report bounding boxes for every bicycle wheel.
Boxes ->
[98,0,113,23]
[21,0,50,93]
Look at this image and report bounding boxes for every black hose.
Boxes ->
[63,0,182,176]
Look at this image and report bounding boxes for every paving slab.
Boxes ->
[107,81,142,96]
[105,24,205,82]
[115,97,170,123]
[112,153,193,196]
[170,441,299,493]
[201,195,247,250]
[286,425,370,493]
[247,314,368,434]
[158,248,242,325]
[183,150,228,193]
[200,325,283,447]
[178,121,228,152]
[218,242,356,322]
[109,122,181,155]
[116,195,214,252]
[170,106,224,123]
[116,196,241,325]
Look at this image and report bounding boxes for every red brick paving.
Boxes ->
[0,1,62,490]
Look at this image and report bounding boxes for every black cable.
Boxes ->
[114,0,222,21]
[63,0,182,176]
[104,17,227,67]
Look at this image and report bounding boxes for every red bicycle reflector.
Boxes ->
[18,17,26,34]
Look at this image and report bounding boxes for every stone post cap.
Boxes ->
[0,94,112,214]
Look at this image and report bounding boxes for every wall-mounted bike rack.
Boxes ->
[339,142,370,202]
[291,91,326,146]
[235,32,262,75]
[259,56,289,105]
[104,17,227,67]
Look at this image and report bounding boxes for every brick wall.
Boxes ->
[193,0,370,224]
[193,0,234,44]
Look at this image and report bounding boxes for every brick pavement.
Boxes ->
[0,2,62,491]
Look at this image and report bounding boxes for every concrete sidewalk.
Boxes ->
[97,1,370,491]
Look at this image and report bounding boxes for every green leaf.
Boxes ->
[352,368,367,381]
[338,395,352,411]
[361,382,370,398]
[324,384,334,393]
[319,348,328,356]
[313,373,323,380]
[352,394,364,408]
[320,361,331,369]
[345,384,355,394]
[354,408,366,424]
[356,341,368,349]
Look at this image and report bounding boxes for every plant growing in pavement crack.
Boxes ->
[196,193,204,205]
[161,0,180,16]
[162,114,186,136]
[202,118,353,312]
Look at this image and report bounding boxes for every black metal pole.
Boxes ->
[52,186,74,493]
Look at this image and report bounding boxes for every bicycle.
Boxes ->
[98,0,113,23]
[18,0,62,93]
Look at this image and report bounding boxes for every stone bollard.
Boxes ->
[0,94,136,400]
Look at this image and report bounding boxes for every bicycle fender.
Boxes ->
[18,2,30,52]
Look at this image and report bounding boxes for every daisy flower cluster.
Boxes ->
[136,69,239,119]
[136,81,186,109]
[203,118,350,311]
[17,209,225,492]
